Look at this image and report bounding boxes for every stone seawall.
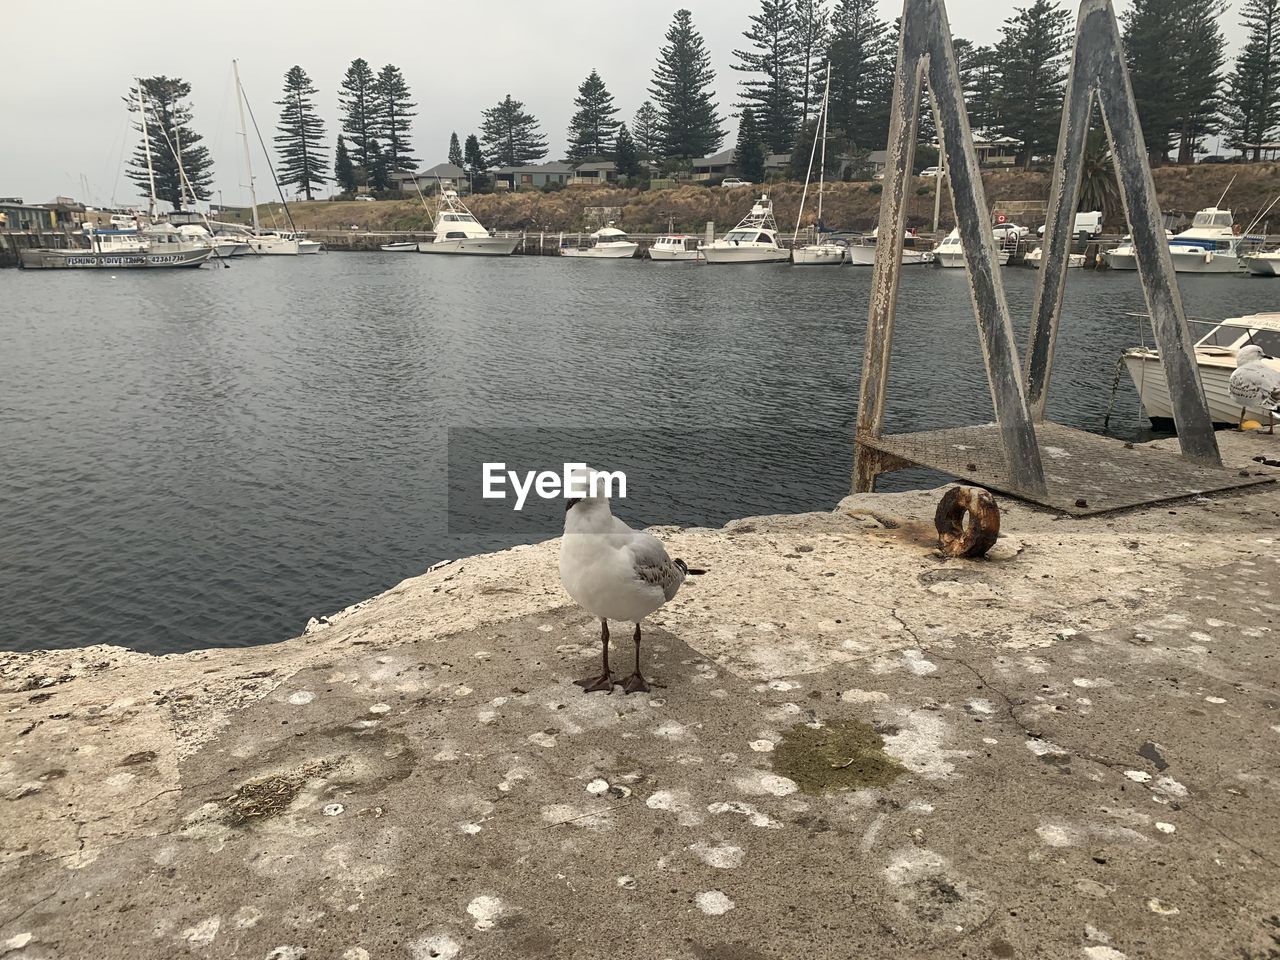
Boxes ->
[1,432,1277,959]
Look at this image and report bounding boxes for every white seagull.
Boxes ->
[559,475,696,694]
[1228,344,1280,433]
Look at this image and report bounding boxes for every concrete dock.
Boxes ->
[2,432,1278,959]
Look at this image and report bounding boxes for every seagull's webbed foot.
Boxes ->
[574,673,615,693]
[619,672,650,695]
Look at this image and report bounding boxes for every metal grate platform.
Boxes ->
[859,422,1273,516]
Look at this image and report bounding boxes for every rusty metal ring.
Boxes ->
[934,486,1001,558]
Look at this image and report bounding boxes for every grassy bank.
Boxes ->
[259,162,1280,236]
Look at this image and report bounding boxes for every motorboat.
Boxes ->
[648,235,703,261]
[1024,246,1087,269]
[560,223,639,259]
[700,195,790,264]
[790,69,845,266]
[846,228,932,266]
[1123,311,1280,426]
[18,222,212,269]
[418,189,520,256]
[380,241,420,252]
[1243,249,1280,276]
[1103,208,1262,273]
[247,232,303,256]
[277,230,322,254]
[933,224,1019,268]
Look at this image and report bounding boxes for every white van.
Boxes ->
[1038,211,1103,238]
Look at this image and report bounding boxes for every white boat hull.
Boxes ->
[791,244,845,265]
[418,236,520,256]
[380,242,419,252]
[701,243,790,264]
[1244,254,1280,276]
[846,245,931,266]
[648,247,702,261]
[248,237,300,256]
[1125,350,1280,425]
[935,248,1010,268]
[560,242,639,259]
[1107,246,1247,273]
[297,240,322,254]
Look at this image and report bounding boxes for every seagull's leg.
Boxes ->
[621,622,651,694]
[1239,407,1247,430]
[574,619,614,693]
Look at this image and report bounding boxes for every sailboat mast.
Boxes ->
[137,81,158,220]
[816,66,831,224]
[233,59,261,233]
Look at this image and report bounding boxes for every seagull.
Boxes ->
[1228,344,1280,433]
[559,473,696,694]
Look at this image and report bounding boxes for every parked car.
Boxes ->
[1198,155,1230,164]
[918,166,942,178]
[720,178,752,189]
[355,195,375,202]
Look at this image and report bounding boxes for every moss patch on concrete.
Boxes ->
[772,719,903,794]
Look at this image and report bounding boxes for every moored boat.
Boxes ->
[1124,311,1280,426]
[1243,249,1280,276]
[560,223,639,259]
[648,235,703,261]
[846,228,932,266]
[700,195,790,264]
[380,241,420,252]
[1104,208,1261,273]
[18,222,213,270]
[418,189,519,256]
[790,67,845,266]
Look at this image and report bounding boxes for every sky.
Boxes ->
[1,0,1251,209]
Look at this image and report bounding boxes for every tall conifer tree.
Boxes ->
[274,65,327,200]
[649,9,726,160]
[566,69,621,161]
[732,0,802,152]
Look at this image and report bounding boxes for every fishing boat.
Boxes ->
[846,228,932,266]
[380,240,419,252]
[1103,207,1263,273]
[1123,311,1280,426]
[560,223,639,259]
[19,222,212,269]
[791,66,845,266]
[417,188,519,256]
[700,195,790,264]
[648,235,703,261]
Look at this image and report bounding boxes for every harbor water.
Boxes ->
[2,255,1276,654]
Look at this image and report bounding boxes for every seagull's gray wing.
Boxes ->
[625,530,687,602]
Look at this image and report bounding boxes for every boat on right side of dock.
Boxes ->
[1104,207,1263,273]
[418,189,520,256]
[1243,249,1280,276]
[1124,311,1280,426]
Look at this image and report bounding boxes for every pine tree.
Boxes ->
[792,0,831,130]
[649,9,726,161]
[124,76,214,209]
[449,132,464,168]
[994,0,1072,168]
[375,64,418,172]
[274,65,328,201]
[334,136,357,194]
[1172,1,1229,163]
[1227,0,1280,159]
[615,123,643,180]
[566,69,621,161]
[633,101,661,160]
[733,0,802,153]
[481,94,549,167]
[1124,0,1226,164]
[822,0,893,152]
[734,108,767,182]
[366,138,390,192]
[464,133,487,174]
[955,40,1001,132]
[338,58,378,170]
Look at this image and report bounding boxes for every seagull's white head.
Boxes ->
[1237,344,1266,367]
[563,464,613,516]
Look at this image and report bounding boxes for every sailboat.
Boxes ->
[233,60,321,256]
[791,66,845,266]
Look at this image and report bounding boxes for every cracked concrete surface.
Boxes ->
[1,432,1278,959]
